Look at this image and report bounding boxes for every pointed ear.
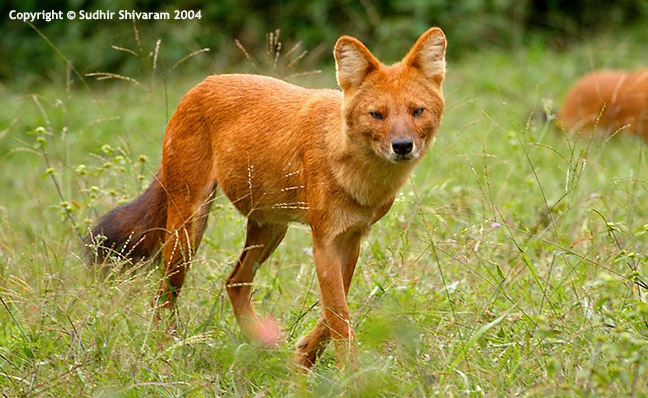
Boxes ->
[334,36,380,92]
[403,27,447,85]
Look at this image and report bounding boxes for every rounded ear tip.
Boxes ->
[336,35,357,43]
[424,27,447,42]
[334,36,361,52]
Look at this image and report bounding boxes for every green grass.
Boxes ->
[1,26,647,397]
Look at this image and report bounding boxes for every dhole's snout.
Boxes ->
[388,120,418,162]
[392,138,414,156]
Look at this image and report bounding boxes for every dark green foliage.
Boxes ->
[2,0,647,88]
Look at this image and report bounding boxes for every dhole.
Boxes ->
[90,28,446,369]
[558,69,648,138]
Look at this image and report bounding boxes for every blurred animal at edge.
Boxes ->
[558,69,648,138]
[88,28,447,370]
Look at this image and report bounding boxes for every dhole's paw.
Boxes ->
[293,336,324,371]
[254,315,283,348]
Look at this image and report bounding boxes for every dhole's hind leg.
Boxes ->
[227,220,287,346]
[155,182,216,323]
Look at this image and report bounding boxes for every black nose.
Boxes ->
[392,138,413,155]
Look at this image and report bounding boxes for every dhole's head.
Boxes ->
[334,28,446,163]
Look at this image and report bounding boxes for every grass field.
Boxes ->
[1,25,647,397]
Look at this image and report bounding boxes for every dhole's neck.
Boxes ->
[329,129,417,208]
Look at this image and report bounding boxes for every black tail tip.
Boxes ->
[84,227,112,264]
[85,212,162,266]
[84,210,140,265]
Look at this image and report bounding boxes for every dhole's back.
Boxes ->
[559,69,648,137]
[176,74,343,223]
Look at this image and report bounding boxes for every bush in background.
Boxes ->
[2,0,647,88]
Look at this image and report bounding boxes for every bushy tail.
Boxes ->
[88,170,167,264]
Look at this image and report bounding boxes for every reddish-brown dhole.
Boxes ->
[559,69,648,138]
[90,27,447,369]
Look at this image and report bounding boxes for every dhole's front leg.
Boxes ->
[294,230,363,369]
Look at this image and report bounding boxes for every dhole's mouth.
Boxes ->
[372,143,419,163]
[385,152,418,163]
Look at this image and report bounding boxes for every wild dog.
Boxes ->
[90,28,447,369]
[559,69,648,138]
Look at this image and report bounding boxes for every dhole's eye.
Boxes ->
[412,108,425,117]
[369,111,383,120]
